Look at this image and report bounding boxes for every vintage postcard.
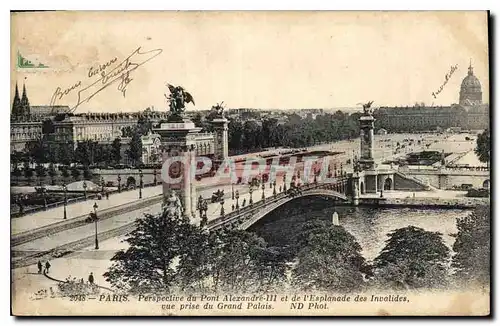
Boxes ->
[10,11,490,316]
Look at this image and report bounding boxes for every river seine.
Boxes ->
[249,197,470,261]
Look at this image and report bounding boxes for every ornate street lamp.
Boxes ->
[40,183,47,210]
[139,169,143,199]
[117,174,122,193]
[272,180,277,197]
[220,199,225,217]
[62,183,68,220]
[249,186,253,206]
[235,190,240,210]
[83,180,87,199]
[231,183,235,200]
[283,174,287,192]
[92,202,99,250]
[197,195,204,219]
[261,175,266,202]
[202,200,208,226]
[153,168,157,185]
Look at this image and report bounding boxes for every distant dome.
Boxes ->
[461,73,481,90]
[459,61,482,106]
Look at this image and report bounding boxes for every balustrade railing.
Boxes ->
[207,177,349,229]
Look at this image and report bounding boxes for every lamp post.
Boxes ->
[93,202,99,250]
[283,174,287,192]
[231,183,235,200]
[249,186,253,205]
[235,190,240,210]
[40,184,47,210]
[139,169,143,199]
[83,180,87,200]
[202,200,208,226]
[197,195,204,219]
[117,174,122,193]
[220,199,225,217]
[101,177,105,195]
[272,180,277,197]
[153,169,157,185]
[62,183,67,220]
[261,175,266,201]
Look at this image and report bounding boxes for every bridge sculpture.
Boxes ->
[206,176,350,231]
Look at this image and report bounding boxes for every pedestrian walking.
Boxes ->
[37,261,42,274]
[88,272,94,285]
[44,261,51,274]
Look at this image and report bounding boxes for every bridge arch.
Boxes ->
[209,187,349,231]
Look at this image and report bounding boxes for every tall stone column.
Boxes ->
[359,114,376,171]
[154,119,201,220]
[211,117,229,162]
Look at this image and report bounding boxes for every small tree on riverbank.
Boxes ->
[475,129,490,166]
[103,209,202,294]
[373,226,450,290]
[452,205,490,287]
[291,224,367,292]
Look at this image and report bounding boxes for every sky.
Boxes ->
[11,11,489,113]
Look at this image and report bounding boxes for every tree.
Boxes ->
[475,129,490,165]
[452,205,490,286]
[23,161,33,179]
[60,165,70,178]
[83,165,92,180]
[12,165,22,178]
[35,164,47,178]
[48,163,57,177]
[103,209,202,294]
[111,138,122,165]
[137,115,153,136]
[291,223,367,292]
[57,143,74,166]
[209,229,274,292]
[75,141,97,166]
[26,138,47,164]
[126,132,143,166]
[373,226,450,290]
[71,166,81,180]
[11,151,24,167]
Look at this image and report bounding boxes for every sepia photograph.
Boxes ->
[9,10,490,316]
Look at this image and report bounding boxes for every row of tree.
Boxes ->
[104,205,490,294]
[12,135,144,168]
[222,111,361,154]
[12,162,93,180]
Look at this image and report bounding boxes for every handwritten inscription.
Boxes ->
[88,57,118,78]
[432,64,458,99]
[49,80,82,105]
[49,47,163,110]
